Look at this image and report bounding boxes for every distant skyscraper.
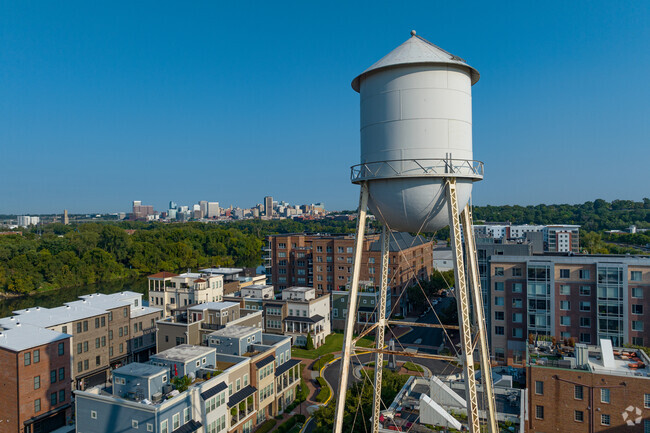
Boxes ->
[207,202,219,218]
[169,201,177,210]
[63,209,69,225]
[199,201,208,218]
[264,196,273,217]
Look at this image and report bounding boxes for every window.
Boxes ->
[123,307,128,317]
[24,352,31,366]
[77,343,82,354]
[535,405,544,420]
[34,376,40,389]
[631,271,642,281]
[494,297,504,306]
[33,349,40,363]
[161,419,168,433]
[76,322,82,333]
[512,328,523,338]
[83,341,88,352]
[77,361,83,373]
[96,355,101,366]
[580,333,591,344]
[574,385,584,400]
[560,269,570,278]
[575,410,584,422]
[512,283,522,293]
[632,287,644,298]
[59,367,65,381]
[58,342,64,356]
[59,390,65,403]
[560,285,571,295]
[95,318,100,328]
[632,304,643,315]
[580,317,591,328]
[132,420,139,428]
[84,359,89,370]
[50,370,57,383]
[184,407,190,423]
[632,321,643,331]
[601,388,610,403]
[173,413,180,429]
[494,267,504,276]
[601,414,610,426]
[644,393,650,409]
[34,399,41,412]
[50,392,57,406]
[579,301,591,312]
[494,348,505,362]
[560,301,571,311]
[535,381,543,395]
[560,316,571,326]
[579,269,590,279]
[512,299,523,308]
[495,326,504,335]
[561,331,571,339]
[512,313,523,323]
[494,311,504,321]
[494,282,504,291]
[96,337,100,349]
[83,320,88,332]
[512,268,522,277]
[579,286,591,296]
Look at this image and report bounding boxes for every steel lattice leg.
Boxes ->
[333,182,369,433]
[446,178,481,433]
[371,225,390,433]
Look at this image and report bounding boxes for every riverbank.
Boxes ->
[0,277,148,317]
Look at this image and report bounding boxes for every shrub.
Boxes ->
[255,419,277,433]
[315,377,331,403]
[276,415,303,433]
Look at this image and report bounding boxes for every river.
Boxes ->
[0,277,149,318]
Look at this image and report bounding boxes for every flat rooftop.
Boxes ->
[5,303,107,328]
[209,325,260,339]
[151,344,216,362]
[113,362,167,378]
[284,286,313,293]
[200,268,243,275]
[244,284,272,290]
[188,301,239,312]
[0,323,70,352]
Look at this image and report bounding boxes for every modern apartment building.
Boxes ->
[148,271,225,317]
[331,281,391,332]
[199,268,267,296]
[75,332,300,433]
[225,286,331,348]
[0,323,71,433]
[0,291,161,390]
[526,340,650,432]
[264,232,433,315]
[474,224,580,253]
[488,254,650,365]
[156,301,263,352]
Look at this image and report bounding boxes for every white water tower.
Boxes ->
[350,30,482,232]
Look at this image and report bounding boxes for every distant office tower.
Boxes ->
[63,209,69,225]
[17,215,40,227]
[264,196,273,217]
[132,201,154,220]
[169,201,177,210]
[199,201,208,218]
[207,202,219,218]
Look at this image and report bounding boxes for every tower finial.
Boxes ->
[410,30,416,36]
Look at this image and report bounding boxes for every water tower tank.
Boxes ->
[351,31,482,233]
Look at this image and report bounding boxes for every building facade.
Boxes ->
[474,224,580,253]
[264,232,433,316]
[148,271,225,317]
[488,255,650,365]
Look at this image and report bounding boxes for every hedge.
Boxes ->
[312,353,335,371]
[275,414,305,433]
[315,377,331,403]
[255,419,277,433]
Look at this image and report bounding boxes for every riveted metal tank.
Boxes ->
[351,31,482,233]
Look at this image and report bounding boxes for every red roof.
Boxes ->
[194,278,206,283]
[148,271,179,279]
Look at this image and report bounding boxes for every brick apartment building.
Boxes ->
[488,255,650,365]
[0,324,71,433]
[264,232,433,316]
[526,342,650,432]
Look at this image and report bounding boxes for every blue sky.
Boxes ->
[1,1,648,214]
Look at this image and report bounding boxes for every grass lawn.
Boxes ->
[403,361,424,372]
[291,332,374,359]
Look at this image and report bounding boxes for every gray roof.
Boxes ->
[5,303,107,328]
[200,381,227,400]
[208,325,260,339]
[227,385,257,407]
[113,362,167,378]
[352,31,479,91]
[151,344,215,363]
[188,302,239,312]
[368,232,430,252]
[275,358,301,377]
[284,314,324,324]
[0,323,70,352]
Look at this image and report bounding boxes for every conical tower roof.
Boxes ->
[351,30,479,92]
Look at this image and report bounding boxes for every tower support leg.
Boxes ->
[462,204,499,433]
[371,225,390,433]
[446,178,481,433]
[333,182,369,433]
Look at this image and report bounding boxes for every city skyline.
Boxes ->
[1,1,648,214]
